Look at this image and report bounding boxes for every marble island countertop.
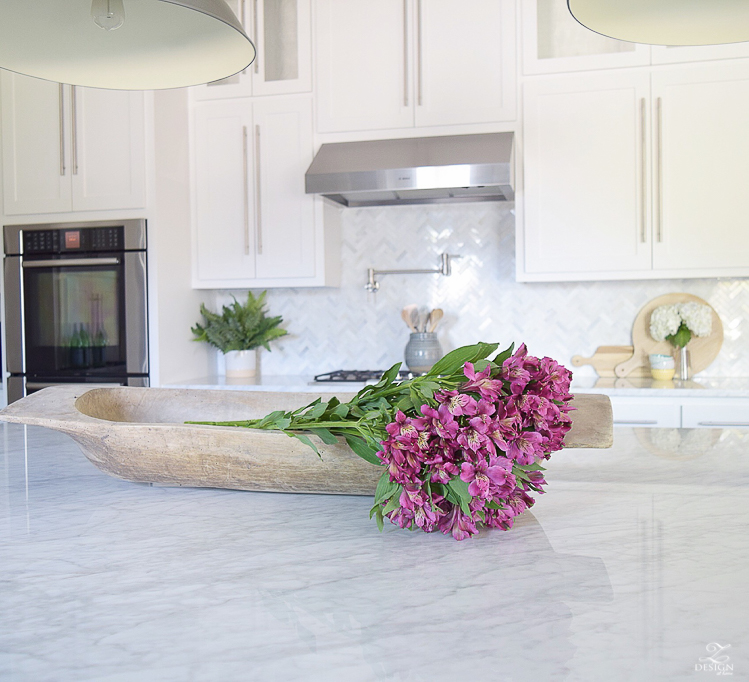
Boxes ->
[1,423,747,681]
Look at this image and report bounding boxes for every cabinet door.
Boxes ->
[1,72,72,215]
[609,398,682,428]
[416,0,515,127]
[652,62,749,273]
[192,100,257,284]
[521,0,650,75]
[252,97,315,279]
[522,72,652,278]
[315,0,413,133]
[190,0,254,101]
[252,0,312,96]
[71,87,146,212]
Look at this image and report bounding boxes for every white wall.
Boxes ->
[151,89,212,385]
[213,202,749,379]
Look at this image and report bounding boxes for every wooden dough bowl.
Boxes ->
[0,386,613,496]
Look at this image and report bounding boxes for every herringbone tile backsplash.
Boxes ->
[216,203,749,378]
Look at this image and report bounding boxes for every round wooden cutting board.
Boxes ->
[614,293,724,378]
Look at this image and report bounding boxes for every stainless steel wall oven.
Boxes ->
[4,219,148,403]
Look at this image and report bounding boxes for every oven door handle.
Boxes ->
[22,257,121,268]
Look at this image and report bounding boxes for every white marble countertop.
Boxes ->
[1,422,746,680]
[166,374,749,398]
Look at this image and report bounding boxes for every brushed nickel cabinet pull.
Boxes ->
[698,421,749,427]
[656,96,663,242]
[242,125,250,256]
[417,0,423,106]
[71,85,79,175]
[59,84,66,176]
[640,97,646,243]
[403,0,409,107]
[255,124,263,255]
[253,0,259,75]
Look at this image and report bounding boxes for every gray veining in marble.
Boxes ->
[1,423,747,681]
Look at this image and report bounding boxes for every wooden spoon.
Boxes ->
[427,308,443,332]
[401,305,418,332]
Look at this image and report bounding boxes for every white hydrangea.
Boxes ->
[678,301,712,338]
[649,304,681,341]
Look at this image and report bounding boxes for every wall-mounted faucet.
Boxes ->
[365,253,461,292]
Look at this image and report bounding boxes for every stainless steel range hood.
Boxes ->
[305,132,514,207]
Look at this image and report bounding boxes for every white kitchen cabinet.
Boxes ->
[610,398,682,428]
[192,95,338,288]
[608,396,749,429]
[521,71,652,277]
[521,0,650,75]
[191,0,312,101]
[1,72,146,216]
[651,62,749,273]
[519,62,749,281]
[315,0,515,133]
[650,43,749,66]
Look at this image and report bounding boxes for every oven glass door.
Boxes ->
[23,255,127,378]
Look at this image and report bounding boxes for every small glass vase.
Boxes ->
[404,332,442,374]
[674,346,691,381]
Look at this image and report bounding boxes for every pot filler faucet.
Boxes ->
[365,253,461,292]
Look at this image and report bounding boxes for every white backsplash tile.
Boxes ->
[216,203,749,378]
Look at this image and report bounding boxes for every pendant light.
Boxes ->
[568,0,749,46]
[0,0,256,90]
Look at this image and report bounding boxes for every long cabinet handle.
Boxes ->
[253,0,259,75]
[242,126,250,256]
[71,85,79,175]
[697,421,749,427]
[640,98,646,243]
[403,0,409,107]
[255,124,263,255]
[416,0,423,106]
[59,84,66,176]
[23,257,120,268]
[614,420,659,425]
[656,96,663,243]
[241,0,248,74]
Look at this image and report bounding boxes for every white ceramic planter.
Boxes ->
[224,349,258,378]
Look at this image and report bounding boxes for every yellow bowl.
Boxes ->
[651,368,675,381]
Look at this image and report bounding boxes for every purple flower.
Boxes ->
[460,460,511,499]
[438,504,478,541]
[505,431,544,465]
[462,362,505,401]
[435,390,478,417]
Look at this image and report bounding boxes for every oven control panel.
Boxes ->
[23,226,124,255]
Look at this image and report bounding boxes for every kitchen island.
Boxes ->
[1,423,746,681]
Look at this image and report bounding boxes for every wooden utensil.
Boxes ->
[401,304,418,332]
[614,293,724,378]
[427,308,443,332]
[571,345,635,378]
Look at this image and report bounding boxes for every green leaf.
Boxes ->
[332,404,349,419]
[446,477,472,516]
[374,471,399,506]
[307,428,339,445]
[374,362,402,388]
[344,435,382,465]
[396,396,413,412]
[382,493,401,516]
[493,343,515,368]
[285,431,320,457]
[375,506,385,532]
[485,500,502,510]
[303,401,328,420]
[426,342,499,377]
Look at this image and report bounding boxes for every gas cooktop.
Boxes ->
[313,369,420,383]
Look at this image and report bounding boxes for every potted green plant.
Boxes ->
[191,291,288,378]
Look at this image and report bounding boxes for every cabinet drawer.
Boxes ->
[681,400,749,429]
[609,398,681,428]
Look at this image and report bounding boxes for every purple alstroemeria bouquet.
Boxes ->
[191,342,574,541]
